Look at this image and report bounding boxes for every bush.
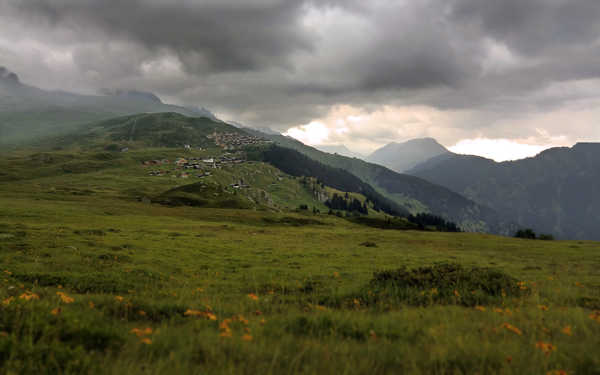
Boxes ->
[514,228,536,239]
[361,263,525,307]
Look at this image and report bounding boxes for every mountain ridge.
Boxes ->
[407,143,600,239]
[243,129,514,234]
[0,67,218,145]
[367,137,450,172]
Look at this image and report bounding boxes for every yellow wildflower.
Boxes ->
[502,323,522,336]
[140,338,152,345]
[130,327,153,337]
[56,291,74,304]
[2,297,14,306]
[219,318,232,330]
[183,309,216,320]
[219,330,232,338]
[19,291,39,301]
[561,326,573,336]
[536,341,557,356]
[248,293,259,301]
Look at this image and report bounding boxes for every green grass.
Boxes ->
[1,149,599,374]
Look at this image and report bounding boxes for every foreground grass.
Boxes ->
[0,150,599,374]
[1,196,599,374]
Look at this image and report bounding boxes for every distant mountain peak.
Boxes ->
[0,66,21,85]
[367,137,449,172]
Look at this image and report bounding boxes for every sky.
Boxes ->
[1,0,600,161]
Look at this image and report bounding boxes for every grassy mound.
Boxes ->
[358,263,526,307]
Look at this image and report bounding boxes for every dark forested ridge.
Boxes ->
[253,145,409,217]
[245,130,513,234]
[408,143,600,240]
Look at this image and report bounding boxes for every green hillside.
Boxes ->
[0,72,217,146]
[1,149,599,374]
[36,112,245,150]
[244,130,513,234]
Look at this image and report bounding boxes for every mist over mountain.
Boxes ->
[316,144,364,159]
[367,138,450,173]
[408,143,600,240]
[0,68,217,145]
[0,66,20,85]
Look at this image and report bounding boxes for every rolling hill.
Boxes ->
[243,130,513,234]
[43,112,246,150]
[0,67,217,145]
[366,138,450,173]
[407,143,600,240]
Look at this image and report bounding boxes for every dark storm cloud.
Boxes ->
[5,0,312,73]
[450,0,600,55]
[1,0,600,140]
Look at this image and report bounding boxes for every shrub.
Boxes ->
[514,228,536,239]
[363,263,525,307]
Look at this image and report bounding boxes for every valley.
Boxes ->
[0,113,599,374]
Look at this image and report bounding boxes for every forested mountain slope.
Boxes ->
[408,143,600,240]
[245,130,513,234]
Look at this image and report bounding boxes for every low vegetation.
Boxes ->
[0,145,598,374]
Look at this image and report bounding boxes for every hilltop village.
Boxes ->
[143,153,250,179]
[207,131,271,150]
[142,131,270,179]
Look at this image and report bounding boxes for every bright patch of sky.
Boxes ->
[448,139,558,162]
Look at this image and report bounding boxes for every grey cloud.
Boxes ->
[4,0,312,73]
[1,0,600,142]
[450,0,600,55]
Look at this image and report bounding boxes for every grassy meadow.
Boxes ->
[0,149,599,374]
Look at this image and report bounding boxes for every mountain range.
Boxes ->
[406,144,600,240]
[0,66,216,145]
[3,67,600,239]
[243,129,512,234]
